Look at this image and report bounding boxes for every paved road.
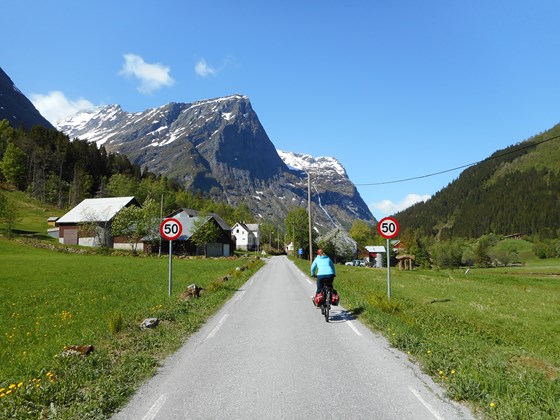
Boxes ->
[113,256,475,420]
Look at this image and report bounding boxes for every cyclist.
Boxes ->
[310,249,336,305]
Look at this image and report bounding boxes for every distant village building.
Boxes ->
[504,233,524,240]
[365,245,386,268]
[285,241,294,256]
[231,222,260,251]
[54,197,140,249]
[396,254,415,270]
[146,209,234,257]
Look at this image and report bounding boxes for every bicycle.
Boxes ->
[320,284,333,322]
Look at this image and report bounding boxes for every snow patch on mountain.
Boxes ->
[277,150,347,177]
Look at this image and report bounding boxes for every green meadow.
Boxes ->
[0,237,264,418]
[1,190,559,418]
[294,259,560,419]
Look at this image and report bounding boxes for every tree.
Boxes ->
[191,217,222,256]
[0,142,26,188]
[348,220,374,248]
[69,165,93,207]
[111,198,160,253]
[408,234,432,269]
[107,174,138,197]
[0,119,15,157]
[232,203,254,225]
[317,228,356,263]
[475,237,492,267]
[260,222,276,252]
[462,245,476,267]
[0,192,19,238]
[285,207,314,258]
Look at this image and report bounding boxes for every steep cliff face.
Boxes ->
[0,67,54,130]
[56,94,375,230]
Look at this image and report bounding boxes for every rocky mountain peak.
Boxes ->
[0,66,54,130]
[55,94,375,230]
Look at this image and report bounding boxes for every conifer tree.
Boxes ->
[0,142,26,188]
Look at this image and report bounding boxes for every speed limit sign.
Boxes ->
[159,218,183,241]
[377,217,400,239]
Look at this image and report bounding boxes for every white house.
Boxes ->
[231,222,260,251]
[285,241,294,255]
[55,197,140,249]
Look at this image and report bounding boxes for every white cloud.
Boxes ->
[30,91,96,124]
[195,58,217,77]
[120,53,175,94]
[371,193,431,217]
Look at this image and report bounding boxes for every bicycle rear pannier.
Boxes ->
[314,292,324,306]
[331,289,339,306]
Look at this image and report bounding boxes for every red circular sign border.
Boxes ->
[377,216,400,239]
[159,218,183,241]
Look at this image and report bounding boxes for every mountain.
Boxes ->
[394,124,560,239]
[0,67,54,130]
[56,95,374,230]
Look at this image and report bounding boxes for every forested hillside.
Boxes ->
[395,124,560,239]
[0,120,253,225]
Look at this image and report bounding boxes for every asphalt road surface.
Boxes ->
[113,256,475,420]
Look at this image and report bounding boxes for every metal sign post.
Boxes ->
[386,238,391,300]
[168,240,173,297]
[377,217,400,302]
[160,218,183,297]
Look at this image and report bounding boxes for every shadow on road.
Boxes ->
[327,307,363,323]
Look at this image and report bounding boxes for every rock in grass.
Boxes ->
[180,284,203,301]
[140,318,159,330]
[61,345,94,357]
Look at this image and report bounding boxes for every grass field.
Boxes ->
[2,190,559,418]
[0,237,264,418]
[294,259,560,419]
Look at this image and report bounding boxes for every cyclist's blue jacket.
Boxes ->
[310,255,336,277]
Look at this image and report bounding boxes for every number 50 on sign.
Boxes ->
[377,216,400,239]
[160,218,183,241]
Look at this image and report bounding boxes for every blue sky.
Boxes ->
[3,0,560,220]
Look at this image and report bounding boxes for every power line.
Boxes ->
[355,134,560,186]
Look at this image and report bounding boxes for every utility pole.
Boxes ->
[292,224,295,258]
[307,171,313,262]
[158,193,163,257]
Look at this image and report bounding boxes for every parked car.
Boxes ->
[345,260,365,267]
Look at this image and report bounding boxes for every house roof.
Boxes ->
[168,209,231,231]
[365,245,386,253]
[232,222,259,234]
[175,216,207,240]
[56,197,138,224]
[245,223,259,232]
[142,209,233,242]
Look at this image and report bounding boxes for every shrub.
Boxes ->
[108,312,124,335]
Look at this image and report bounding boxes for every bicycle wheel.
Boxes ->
[324,291,330,322]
